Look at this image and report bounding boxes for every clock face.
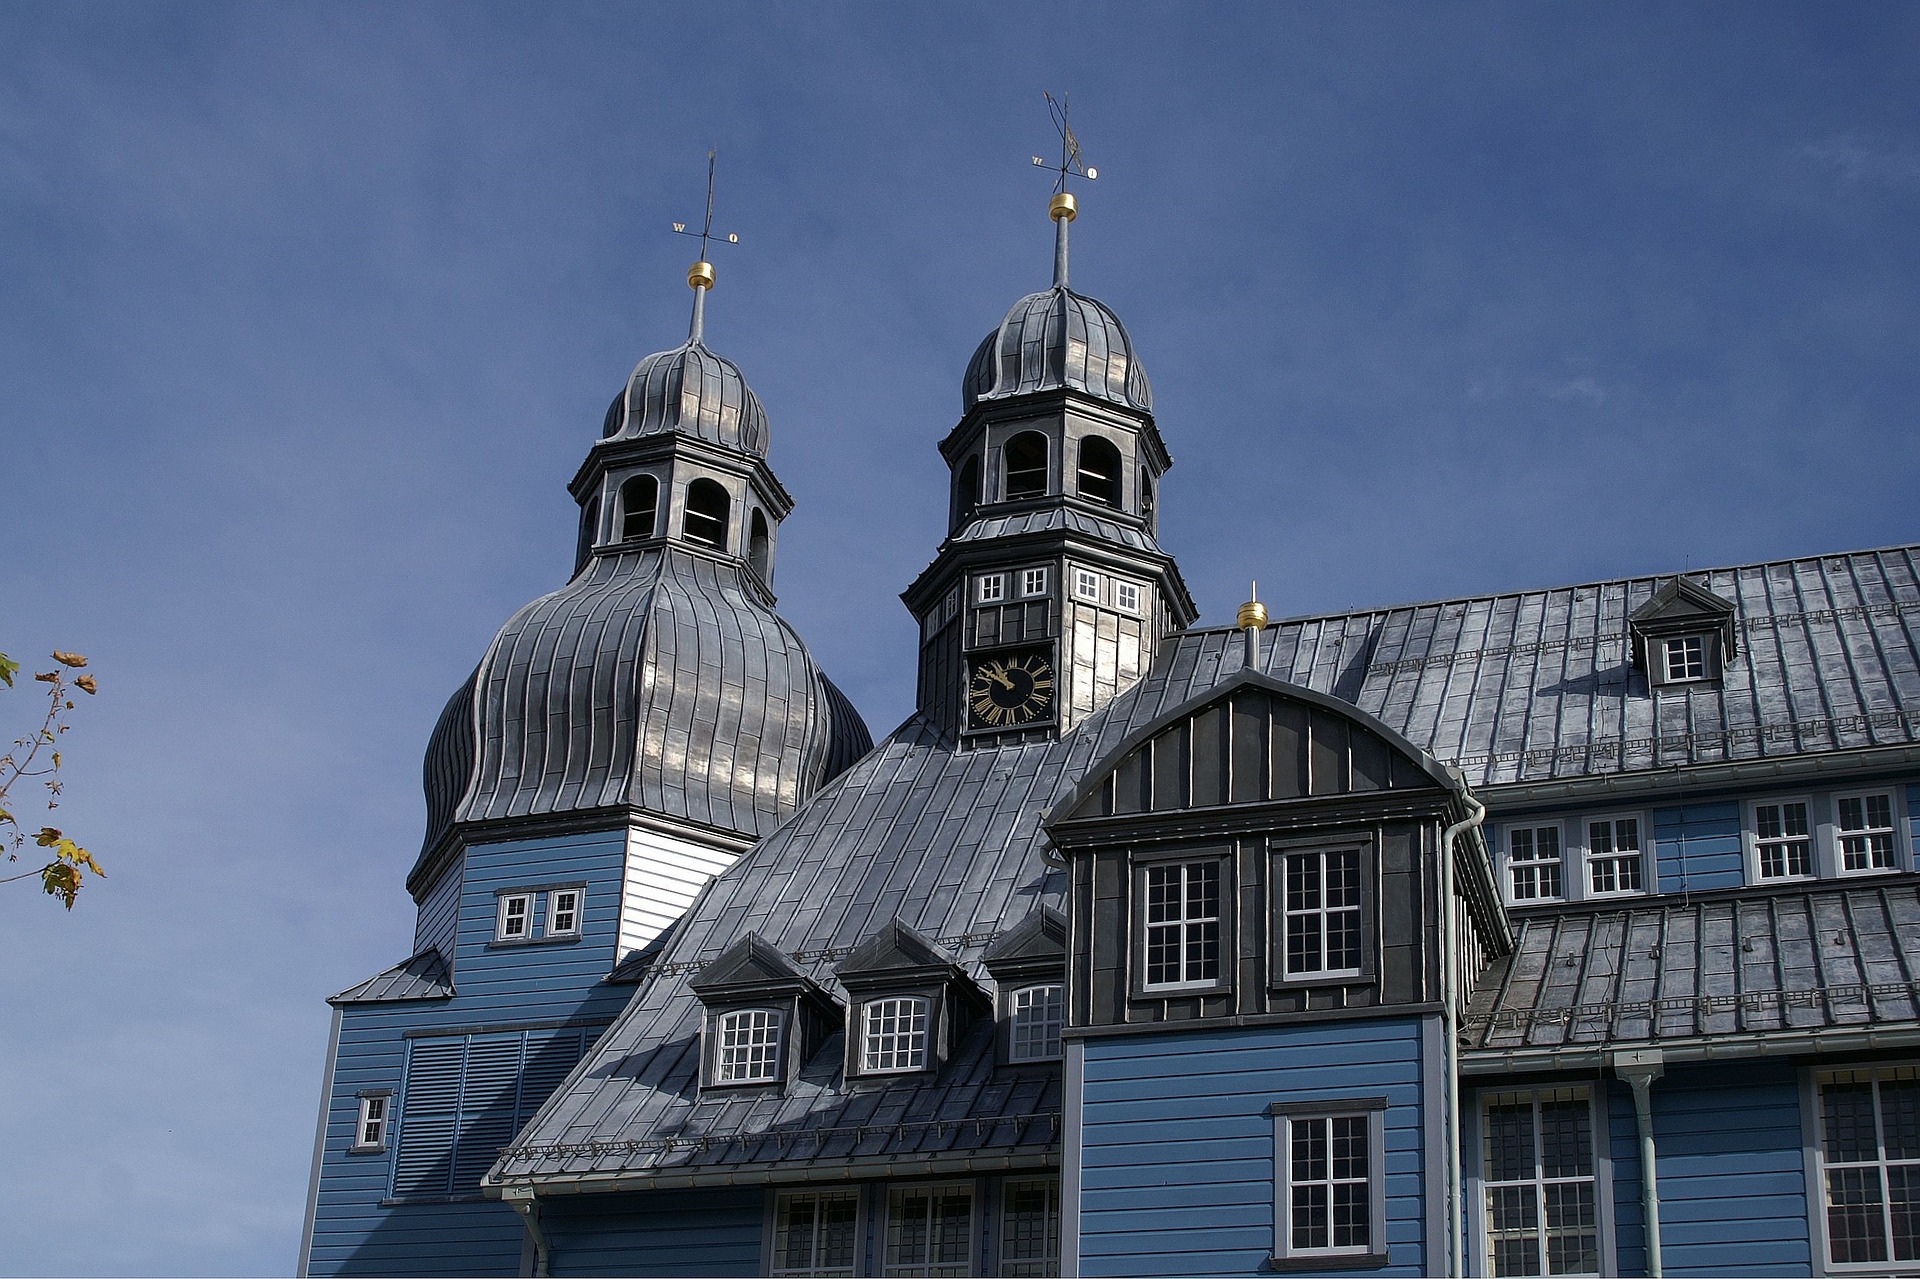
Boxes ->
[967,649,1056,730]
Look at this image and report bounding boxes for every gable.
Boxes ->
[1628,575,1739,665]
[1058,671,1450,823]
[688,932,811,997]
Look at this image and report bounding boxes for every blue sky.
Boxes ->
[2,3,1917,1273]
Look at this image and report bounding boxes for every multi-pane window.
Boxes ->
[1008,985,1064,1062]
[1143,860,1222,989]
[546,888,581,937]
[978,573,1007,604]
[1585,818,1644,896]
[944,586,960,622]
[861,997,930,1074]
[1282,1113,1375,1257]
[1754,800,1813,879]
[714,1008,783,1084]
[353,1093,390,1151]
[885,1183,974,1277]
[1020,567,1048,597]
[1114,581,1140,613]
[1506,826,1563,902]
[496,892,532,940]
[1838,793,1900,873]
[1481,1088,1600,1277]
[1817,1066,1920,1266]
[1073,569,1100,602]
[773,1189,859,1277]
[1000,1178,1061,1277]
[1281,849,1363,979]
[1663,635,1708,682]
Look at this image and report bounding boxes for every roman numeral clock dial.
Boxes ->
[967,649,1056,731]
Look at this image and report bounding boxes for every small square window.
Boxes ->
[1505,826,1563,903]
[714,1008,784,1084]
[1007,984,1064,1063]
[1020,567,1049,597]
[546,888,582,937]
[1664,635,1708,682]
[861,996,930,1074]
[1585,817,1644,896]
[1114,581,1140,613]
[1836,792,1900,874]
[1753,800,1813,880]
[1073,569,1101,602]
[496,892,532,940]
[352,1093,390,1152]
[978,574,1007,604]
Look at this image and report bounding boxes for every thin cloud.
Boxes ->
[1802,135,1920,190]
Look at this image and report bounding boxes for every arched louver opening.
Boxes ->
[749,509,771,583]
[683,478,730,550]
[954,455,981,527]
[1141,469,1157,532]
[1004,432,1048,502]
[619,474,658,542]
[1077,436,1122,508]
[575,496,600,573]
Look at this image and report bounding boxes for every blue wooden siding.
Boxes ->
[1653,801,1744,894]
[1079,1017,1432,1277]
[541,1188,765,1276]
[306,828,634,1277]
[412,854,462,965]
[1604,1061,1809,1278]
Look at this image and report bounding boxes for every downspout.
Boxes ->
[1440,783,1486,1277]
[503,1187,551,1277]
[1613,1049,1665,1278]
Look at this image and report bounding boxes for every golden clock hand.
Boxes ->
[985,663,1016,690]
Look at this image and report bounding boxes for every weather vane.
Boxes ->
[671,149,738,340]
[1031,91,1098,194]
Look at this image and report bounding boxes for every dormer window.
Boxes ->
[1663,635,1707,683]
[984,906,1068,1069]
[1076,436,1122,507]
[1007,985,1064,1062]
[683,478,730,550]
[1629,576,1738,687]
[619,474,658,541]
[715,1008,784,1083]
[859,996,929,1073]
[1004,432,1047,501]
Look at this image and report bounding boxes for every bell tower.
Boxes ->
[902,143,1196,743]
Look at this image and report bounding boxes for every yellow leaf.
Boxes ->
[52,652,87,668]
[73,675,97,695]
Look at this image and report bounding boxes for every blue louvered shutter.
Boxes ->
[453,1034,524,1193]
[516,1029,586,1128]
[393,1037,463,1196]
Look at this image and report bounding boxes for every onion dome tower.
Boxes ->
[903,181,1197,743]
[407,241,872,951]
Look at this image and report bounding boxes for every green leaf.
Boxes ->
[0,653,17,687]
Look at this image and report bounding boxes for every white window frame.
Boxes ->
[495,891,533,941]
[713,1007,785,1085]
[1809,1064,1920,1270]
[1113,580,1141,613]
[1834,790,1903,877]
[1270,1099,1388,1266]
[1582,814,1648,898]
[352,1091,391,1153]
[944,586,960,622]
[978,573,1007,604]
[861,996,931,1075]
[999,1177,1061,1278]
[883,1180,975,1277]
[1007,984,1064,1063]
[769,1187,862,1278]
[1662,633,1709,683]
[1139,858,1225,993]
[1748,796,1816,883]
[1020,566,1049,598]
[1475,1086,1606,1278]
[1072,568,1101,603]
[1278,847,1365,982]
[545,887,582,938]
[1503,823,1565,905]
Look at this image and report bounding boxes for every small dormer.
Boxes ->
[982,907,1067,1066]
[834,920,989,1081]
[1629,577,1739,688]
[689,933,840,1091]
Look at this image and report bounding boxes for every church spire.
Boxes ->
[670,149,737,345]
[1031,91,1096,291]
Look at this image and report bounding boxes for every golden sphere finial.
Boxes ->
[1049,191,1078,222]
[688,260,716,290]
[1237,599,1269,631]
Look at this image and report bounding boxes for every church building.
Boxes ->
[300,182,1920,1279]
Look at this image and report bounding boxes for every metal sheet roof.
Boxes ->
[329,949,453,1006]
